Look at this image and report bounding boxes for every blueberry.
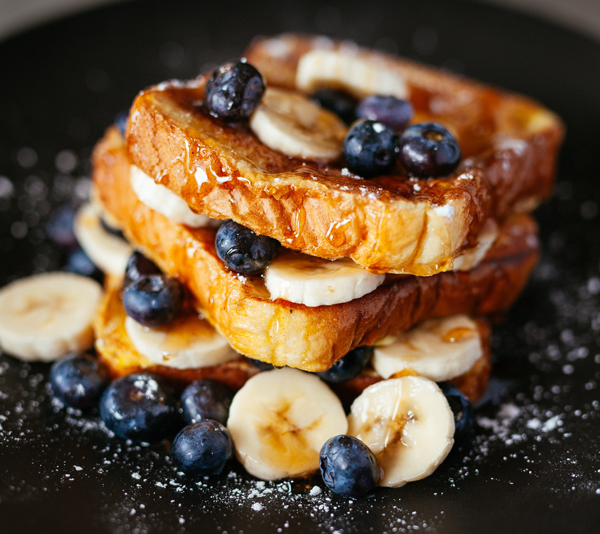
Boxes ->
[318,346,373,384]
[115,110,129,137]
[356,95,413,132]
[47,205,78,249]
[172,420,233,476]
[99,373,179,442]
[49,353,110,410]
[100,217,125,239]
[438,382,473,443]
[65,248,103,283]
[215,220,278,274]
[343,120,398,178]
[320,435,381,498]
[181,380,233,425]
[311,88,357,125]
[204,61,265,122]
[122,274,183,327]
[397,122,461,178]
[247,357,275,371]
[122,251,162,291]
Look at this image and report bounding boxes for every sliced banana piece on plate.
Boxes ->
[348,376,455,488]
[227,367,348,480]
[296,49,408,99]
[373,315,482,382]
[130,165,220,228]
[0,272,103,361]
[74,202,133,276]
[249,87,347,162]
[125,313,238,369]
[264,250,385,307]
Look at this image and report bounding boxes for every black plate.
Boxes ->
[1,1,599,532]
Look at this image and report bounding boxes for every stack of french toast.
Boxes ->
[79,34,562,487]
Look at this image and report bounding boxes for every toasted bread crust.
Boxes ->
[94,282,490,403]
[125,35,562,275]
[94,128,539,371]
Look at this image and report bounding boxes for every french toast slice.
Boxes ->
[94,280,491,403]
[125,34,562,276]
[94,278,259,389]
[94,127,539,371]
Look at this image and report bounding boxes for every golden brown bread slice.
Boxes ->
[94,278,259,390]
[94,127,539,371]
[94,279,491,403]
[125,34,562,276]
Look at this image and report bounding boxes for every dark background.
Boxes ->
[0,1,599,533]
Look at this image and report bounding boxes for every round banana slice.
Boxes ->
[125,314,238,369]
[130,165,219,228]
[0,272,103,361]
[372,315,482,382]
[296,49,408,99]
[227,367,347,480]
[348,376,455,488]
[264,250,385,307]
[74,202,133,276]
[249,87,347,162]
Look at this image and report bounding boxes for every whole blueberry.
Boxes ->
[114,110,129,137]
[47,204,78,249]
[204,61,265,122]
[65,248,103,283]
[311,88,357,125]
[99,373,179,442]
[318,346,373,384]
[320,435,381,498]
[397,122,461,178]
[122,251,162,291]
[122,274,183,327]
[343,120,398,178]
[172,420,233,476]
[356,95,414,132]
[49,353,110,410]
[246,357,275,371]
[181,380,233,425]
[100,217,125,239]
[215,220,278,274]
[438,382,473,443]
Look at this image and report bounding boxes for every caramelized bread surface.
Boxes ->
[94,282,491,403]
[126,34,562,275]
[94,128,539,371]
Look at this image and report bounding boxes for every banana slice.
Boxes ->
[249,87,347,162]
[264,250,385,307]
[453,219,498,271]
[130,165,220,228]
[348,376,454,488]
[0,273,103,361]
[227,367,347,480]
[74,202,133,276]
[296,49,408,99]
[373,315,482,382]
[125,313,238,369]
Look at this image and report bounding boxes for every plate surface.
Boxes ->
[0,1,599,533]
